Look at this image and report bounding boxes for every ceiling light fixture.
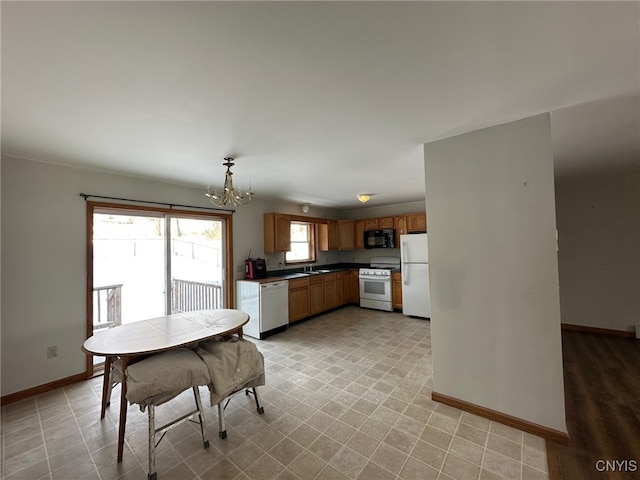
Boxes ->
[301,204,310,213]
[206,157,253,207]
[357,194,371,204]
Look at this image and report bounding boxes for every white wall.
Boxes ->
[424,114,566,432]
[0,156,339,396]
[555,172,640,332]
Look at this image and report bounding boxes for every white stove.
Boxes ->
[359,256,400,311]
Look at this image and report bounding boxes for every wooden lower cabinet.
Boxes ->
[288,278,310,323]
[337,271,350,305]
[309,276,325,315]
[324,273,338,310]
[288,270,361,323]
[392,272,403,309]
[349,270,360,303]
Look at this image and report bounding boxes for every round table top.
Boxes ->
[82,309,250,357]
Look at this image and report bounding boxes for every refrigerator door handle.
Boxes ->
[403,265,409,285]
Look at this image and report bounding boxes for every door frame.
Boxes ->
[85,201,234,376]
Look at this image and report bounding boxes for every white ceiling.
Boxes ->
[2,1,638,209]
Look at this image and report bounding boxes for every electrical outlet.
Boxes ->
[237,264,243,273]
[47,345,58,358]
[265,258,270,266]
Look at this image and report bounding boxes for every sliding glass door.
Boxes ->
[169,216,225,314]
[93,210,166,328]
[87,203,231,372]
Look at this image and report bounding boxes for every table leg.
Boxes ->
[117,356,130,462]
[101,356,113,419]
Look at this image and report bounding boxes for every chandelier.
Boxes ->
[206,157,253,207]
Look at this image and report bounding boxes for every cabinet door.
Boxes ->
[355,220,365,249]
[328,220,339,250]
[349,270,360,303]
[264,213,291,253]
[341,271,350,305]
[336,274,344,305]
[289,287,310,322]
[364,218,378,231]
[288,278,309,322]
[319,220,340,251]
[394,216,407,246]
[378,217,394,229]
[338,220,355,250]
[309,277,325,314]
[323,273,338,310]
[407,213,427,233]
[392,272,403,309]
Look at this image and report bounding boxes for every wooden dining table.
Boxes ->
[82,309,250,462]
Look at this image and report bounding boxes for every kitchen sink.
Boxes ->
[299,269,332,275]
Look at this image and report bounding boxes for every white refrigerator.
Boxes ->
[400,233,431,318]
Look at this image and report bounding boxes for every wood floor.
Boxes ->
[547,330,640,480]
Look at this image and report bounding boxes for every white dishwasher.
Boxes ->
[236,280,289,339]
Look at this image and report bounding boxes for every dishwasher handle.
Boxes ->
[261,281,288,289]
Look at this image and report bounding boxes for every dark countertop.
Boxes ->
[270,263,366,279]
[239,263,370,282]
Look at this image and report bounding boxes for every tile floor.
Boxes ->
[1,306,550,480]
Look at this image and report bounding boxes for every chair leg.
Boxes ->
[245,387,265,414]
[148,405,157,480]
[217,402,226,439]
[192,387,209,449]
[252,388,265,415]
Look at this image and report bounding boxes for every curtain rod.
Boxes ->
[79,193,235,214]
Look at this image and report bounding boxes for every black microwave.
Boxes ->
[364,229,396,249]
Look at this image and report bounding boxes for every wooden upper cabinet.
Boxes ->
[318,219,339,251]
[338,220,355,250]
[378,217,394,229]
[355,220,365,249]
[394,215,407,246]
[264,213,291,253]
[364,218,378,231]
[394,216,407,236]
[407,213,427,233]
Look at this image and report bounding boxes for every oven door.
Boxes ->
[359,276,390,301]
[359,275,393,311]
